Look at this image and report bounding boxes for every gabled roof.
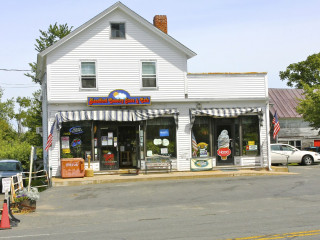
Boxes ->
[36,1,196,79]
[269,88,305,118]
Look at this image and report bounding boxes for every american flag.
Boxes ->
[191,131,198,157]
[272,111,280,139]
[45,122,55,151]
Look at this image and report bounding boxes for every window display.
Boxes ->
[146,117,176,157]
[60,121,93,161]
[192,117,210,157]
[242,116,260,156]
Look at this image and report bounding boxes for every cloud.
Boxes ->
[114,92,127,99]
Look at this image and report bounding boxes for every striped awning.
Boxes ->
[190,107,263,127]
[53,109,179,130]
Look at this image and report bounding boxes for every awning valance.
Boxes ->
[53,109,179,130]
[190,107,263,127]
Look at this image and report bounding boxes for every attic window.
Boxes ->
[111,23,125,39]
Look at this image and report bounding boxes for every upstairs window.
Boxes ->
[142,61,157,88]
[111,23,125,39]
[81,62,96,89]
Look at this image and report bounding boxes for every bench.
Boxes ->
[144,156,172,174]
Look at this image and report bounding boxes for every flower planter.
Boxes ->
[18,199,36,212]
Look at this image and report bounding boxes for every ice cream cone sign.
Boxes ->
[217,130,231,160]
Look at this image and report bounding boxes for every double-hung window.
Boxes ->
[81,62,96,89]
[111,23,125,39]
[142,61,157,88]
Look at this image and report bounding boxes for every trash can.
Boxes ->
[61,158,85,178]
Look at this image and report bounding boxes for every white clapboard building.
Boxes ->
[37,2,271,177]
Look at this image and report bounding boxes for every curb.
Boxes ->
[52,168,294,187]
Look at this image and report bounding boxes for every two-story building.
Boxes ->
[37,2,271,177]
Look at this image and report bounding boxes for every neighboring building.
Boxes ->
[269,88,320,149]
[37,2,271,177]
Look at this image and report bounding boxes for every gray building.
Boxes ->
[269,88,320,149]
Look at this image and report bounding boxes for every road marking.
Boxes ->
[225,229,320,240]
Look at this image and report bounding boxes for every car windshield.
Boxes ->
[0,162,22,171]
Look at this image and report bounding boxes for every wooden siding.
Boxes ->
[46,10,187,103]
[187,74,267,99]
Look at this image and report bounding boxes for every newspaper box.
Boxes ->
[61,158,85,178]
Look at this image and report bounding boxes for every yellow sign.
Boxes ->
[248,141,255,145]
[62,148,71,153]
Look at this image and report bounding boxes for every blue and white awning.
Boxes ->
[190,107,263,127]
[53,109,179,130]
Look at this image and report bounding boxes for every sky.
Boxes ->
[1,0,320,102]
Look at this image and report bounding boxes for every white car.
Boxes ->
[271,144,320,165]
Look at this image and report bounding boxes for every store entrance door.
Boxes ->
[99,126,118,170]
[215,120,235,166]
[118,125,138,168]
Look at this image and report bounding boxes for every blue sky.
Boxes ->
[1,0,320,101]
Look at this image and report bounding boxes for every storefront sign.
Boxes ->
[61,136,70,149]
[160,129,169,137]
[87,89,151,106]
[246,145,258,151]
[191,158,213,171]
[217,148,231,160]
[70,126,83,134]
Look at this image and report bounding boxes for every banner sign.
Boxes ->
[87,90,151,106]
[191,158,213,171]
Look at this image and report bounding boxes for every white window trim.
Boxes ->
[140,60,158,90]
[110,22,126,39]
[79,60,98,91]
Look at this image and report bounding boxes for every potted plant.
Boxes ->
[14,187,40,212]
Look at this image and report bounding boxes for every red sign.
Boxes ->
[217,148,231,160]
[104,154,116,166]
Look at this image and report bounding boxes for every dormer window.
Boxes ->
[111,23,125,39]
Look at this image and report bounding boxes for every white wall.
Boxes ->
[46,9,188,104]
[187,73,267,99]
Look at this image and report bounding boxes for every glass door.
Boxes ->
[98,125,118,170]
[118,125,138,168]
[215,119,235,166]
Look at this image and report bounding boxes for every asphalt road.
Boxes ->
[1,165,320,240]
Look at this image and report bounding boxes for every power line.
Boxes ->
[0,69,31,72]
[0,82,37,86]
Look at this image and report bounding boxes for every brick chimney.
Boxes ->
[153,15,167,34]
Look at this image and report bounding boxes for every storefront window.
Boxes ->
[242,116,260,156]
[192,117,210,157]
[146,117,176,157]
[60,121,93,161]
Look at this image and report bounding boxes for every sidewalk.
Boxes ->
[52,167,294,187]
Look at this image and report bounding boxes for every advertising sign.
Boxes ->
[191,158,213,171]
[159,129,169,137]
[87,89,151,106]
[217,148,231,160]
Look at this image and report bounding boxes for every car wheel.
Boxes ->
[302,155,313,165]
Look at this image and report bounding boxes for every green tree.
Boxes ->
[280,53,320,130]
[296,84,320,131]
[0,87,15,121]
[16,90,42,146]
[280,53,320,88]
[25,23,73,84]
